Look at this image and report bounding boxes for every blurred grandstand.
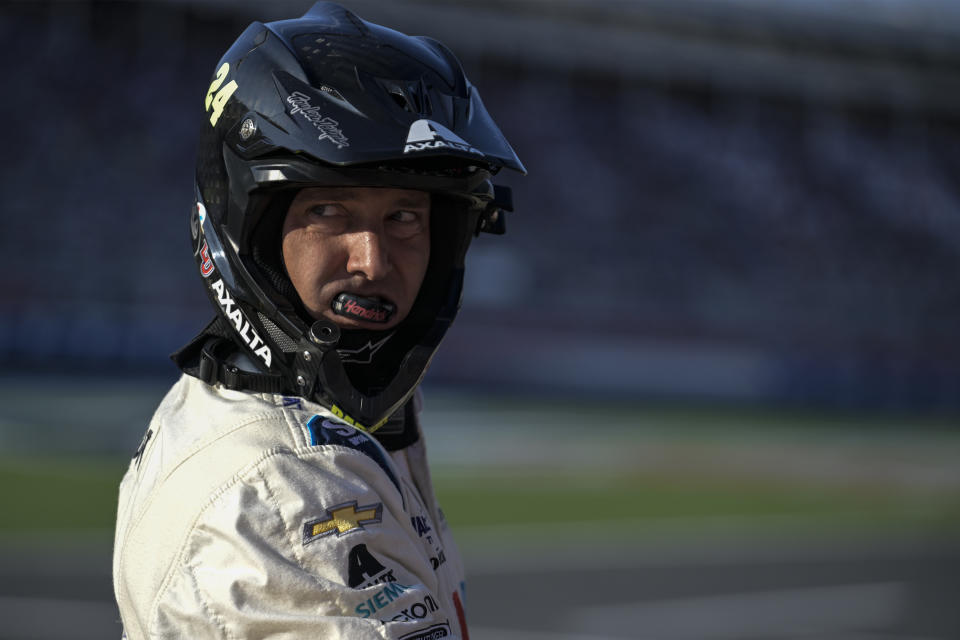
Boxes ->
[1,0,958,411]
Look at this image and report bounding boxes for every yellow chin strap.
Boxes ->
[329,404,391,433]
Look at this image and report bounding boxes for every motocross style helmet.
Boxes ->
[188,2,524,433]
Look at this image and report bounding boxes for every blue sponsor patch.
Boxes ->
[282,397,303,410]
[307,415,401,497]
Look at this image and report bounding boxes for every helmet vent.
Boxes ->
[258,312,299,352]
[388,88,410,111]
[379,80,431,116]
[415,80,432,115]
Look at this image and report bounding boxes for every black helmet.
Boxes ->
[187,2,524,432]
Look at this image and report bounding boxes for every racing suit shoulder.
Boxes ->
[113,374,468,640]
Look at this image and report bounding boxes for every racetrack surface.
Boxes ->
[463,535,960,640]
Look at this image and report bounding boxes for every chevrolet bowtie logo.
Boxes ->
[303,501,383,545]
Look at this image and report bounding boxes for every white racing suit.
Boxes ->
[113,373,467,639]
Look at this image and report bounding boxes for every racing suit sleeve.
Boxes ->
[148,439,463,640]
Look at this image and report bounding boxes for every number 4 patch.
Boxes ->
[205,62,239,126]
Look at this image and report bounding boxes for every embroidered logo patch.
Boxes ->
[348,543,397,588]
[399,622,452,640]
[303,501,382,544]
[306,415,402,497]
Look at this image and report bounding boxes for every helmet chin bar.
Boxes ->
[294,319,435,432]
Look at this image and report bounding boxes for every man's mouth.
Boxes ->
[331,293,396,324]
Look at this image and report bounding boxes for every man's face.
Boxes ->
[282,186,431,330]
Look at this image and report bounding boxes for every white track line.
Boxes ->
[569,582,906,639]
[458,522,949,575]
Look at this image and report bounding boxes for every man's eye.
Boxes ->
[390,210,419,223]
[309,204,341,217]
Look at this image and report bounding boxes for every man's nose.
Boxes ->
[345,230,391,280]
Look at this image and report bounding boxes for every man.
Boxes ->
[112,3,524,638]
